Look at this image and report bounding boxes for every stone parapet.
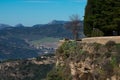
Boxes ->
[82,36,120,44]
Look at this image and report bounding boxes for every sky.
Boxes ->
[0,0,87,26]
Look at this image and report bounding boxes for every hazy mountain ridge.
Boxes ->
[0,20,83,60]
[0,24,12,29]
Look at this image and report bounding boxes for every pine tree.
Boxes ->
[84,0,120,36]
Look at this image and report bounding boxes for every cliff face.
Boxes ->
[47,41,120,80]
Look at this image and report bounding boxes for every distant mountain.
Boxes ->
[32,20,68,27]
[0,23,73,39]
[15,23,24,27]
[48,20,68,25]
[0,24,12,29]
[32,24,43,27]
[0,20,84,60]
[30,20,84,39]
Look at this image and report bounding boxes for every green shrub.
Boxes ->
[91,28,104,37]
[56,41,77,59]
[47,70,63,80]
[47,66,71,80]
[105,41,116,52]
[110,56,117,67]
[105,41,116,47]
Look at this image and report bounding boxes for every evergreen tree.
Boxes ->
[84,0,120,36]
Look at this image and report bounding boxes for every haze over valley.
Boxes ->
[0,20,84,60]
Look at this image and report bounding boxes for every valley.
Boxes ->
[0,20,84,60]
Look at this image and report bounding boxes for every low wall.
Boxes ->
[58,36,120,46]
[82,36,120,44]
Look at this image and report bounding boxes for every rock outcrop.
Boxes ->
[53,40,120,80]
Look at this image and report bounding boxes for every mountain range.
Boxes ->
[0,24,12,29]
[0,20,84,60]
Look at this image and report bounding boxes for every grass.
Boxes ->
[30,37,59,46]
[116,43,120,48]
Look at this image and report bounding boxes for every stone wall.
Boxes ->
[58,36,120,47]
[82,36,120,44]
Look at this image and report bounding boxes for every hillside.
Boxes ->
[0,54,55,80]
[0,20,84,40]
[47,40,120,80]
[0,37,38,60]
[0,20,84,60]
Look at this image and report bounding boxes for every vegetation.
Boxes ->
[56,41,79,59]
[30,37,59,46]
[0,54,55,80]
[0,37,38,60]
[91,28,104,37]
[84,0,120,36]
[65,15,82,40]
[47,41,120,80]
[47,66,72,80]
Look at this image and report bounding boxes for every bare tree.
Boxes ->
[65,14,82,40]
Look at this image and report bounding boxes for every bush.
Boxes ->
[91,28,104,37]
[47,65,72,80]
[56,41,77,59]
[105,41,116,47]
[46,69,64,80]
[105,41,116,52]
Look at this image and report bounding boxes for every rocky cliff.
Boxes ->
[47,40,120,80]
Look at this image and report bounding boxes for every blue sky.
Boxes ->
[0,0,87,26]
